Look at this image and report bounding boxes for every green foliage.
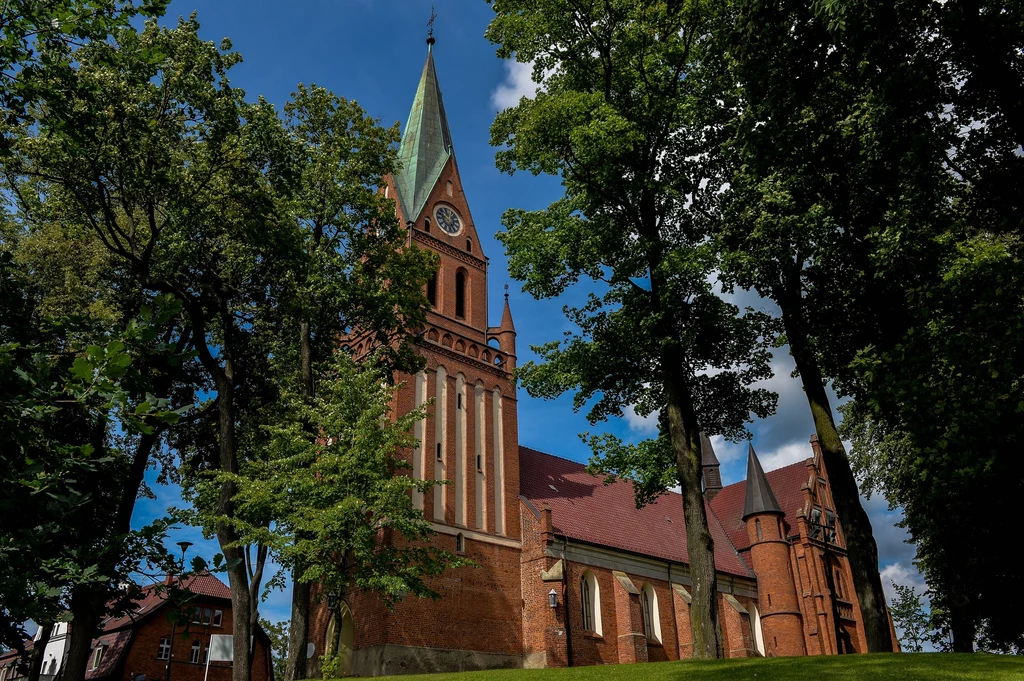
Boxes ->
[486,0,776,487]
[889,583,930,653]
[0,254,189,649]
[0,0,168,125]
[225,351,466,608]
[259,618,289,681]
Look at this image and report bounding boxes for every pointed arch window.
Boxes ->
[579,570,601,634]
[427,270,437,308]
[641,582,661,642]
[455,270,466,319]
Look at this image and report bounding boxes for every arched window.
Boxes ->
[189,641,201,664]
[640,582,661,642]
[466,238,472,252]
[456,532,465,553]
[424,217,431,233]
[579,570,601,634]
[446,180,453,197]
[427,270,437,308]
[756,518,763,540]
[455,270,466,319]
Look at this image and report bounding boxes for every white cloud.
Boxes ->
[880,561,927,603]
[491,60,541,110]
[623,404,659,434]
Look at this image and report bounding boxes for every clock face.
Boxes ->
[435,205,462,235]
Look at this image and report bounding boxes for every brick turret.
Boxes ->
[743,444,806,657]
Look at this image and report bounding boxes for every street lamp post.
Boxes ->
[164,541,193,681]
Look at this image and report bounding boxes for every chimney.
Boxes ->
[541,504,554,545]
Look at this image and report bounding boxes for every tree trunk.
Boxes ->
[27,623,53,681]
[662,354,723,659]
[782,301,894,653]
[209,357,252,681]
[287,319,314,681]
[285,580,311,681]
[61,586,104,681]
[950,607,976,652]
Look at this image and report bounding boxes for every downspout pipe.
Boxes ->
[561,535,573,668]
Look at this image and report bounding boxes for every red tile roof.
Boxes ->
[518,447,754,578]
[84,630,132,681]
[99,572,231,632]
[710,458,813,566]
[178,572,232,600]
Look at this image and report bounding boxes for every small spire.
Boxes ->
[700,432,720,467]
[426,5,437,48]
[499,290,515,333]
[743,443,783,519]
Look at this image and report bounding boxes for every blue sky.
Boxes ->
[128,0,923,628]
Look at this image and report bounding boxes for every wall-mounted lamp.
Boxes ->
[548,589,558,609]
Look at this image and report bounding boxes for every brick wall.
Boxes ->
[121,597,271,681]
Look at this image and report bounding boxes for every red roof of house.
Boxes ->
[518,447,754,578]
[710,459,813,567]
[84,630,132,681]
[100,572,231,632]
[178,572,233,600]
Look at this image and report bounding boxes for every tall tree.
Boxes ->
[486,0,776,657]
[714,0,948,652]
[275,84,433,681]
[5,15,303,680]
[229,352,464,679]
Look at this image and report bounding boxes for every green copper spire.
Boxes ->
[394,40,453,222]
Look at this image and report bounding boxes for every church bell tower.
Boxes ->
[385,34,521,540]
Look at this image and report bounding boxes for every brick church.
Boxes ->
[307,37,894,676]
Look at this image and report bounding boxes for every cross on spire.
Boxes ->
[426,5,437,46]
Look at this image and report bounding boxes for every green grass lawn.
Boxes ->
[369,653,1023,680]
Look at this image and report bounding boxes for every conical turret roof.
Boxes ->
[700,432,720,467]
[394,42,453,222]
[742,443,783,519]
[498,292,516,333]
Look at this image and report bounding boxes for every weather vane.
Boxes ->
[504,283,509,300]
[427,5,437,45]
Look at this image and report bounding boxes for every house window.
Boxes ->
[91,647,103,670]
[456,533,465,553]
[426,271,437,307]
[424,218,431,233]
[202,608,212,626]
[455,270,466,319]
[203,646,210,664]
[640,582,662,642]
[189,641,201,664]
[212,610,223,627]
[157,637,171,660]
[580,570,601,634]
[192,607,202,624]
